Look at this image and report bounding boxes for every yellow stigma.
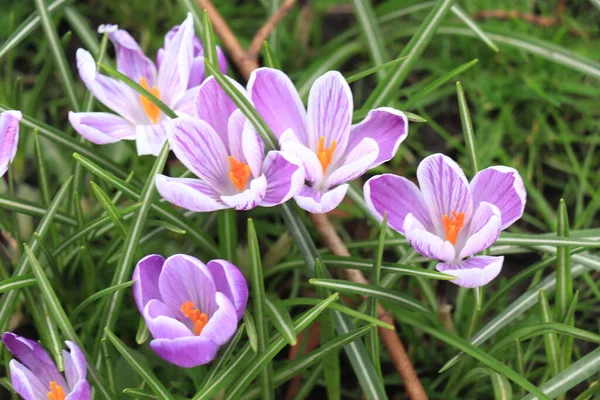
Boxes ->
[181,300,209,336]
[139,77,161,124]
[442,211,466,245]
[47,381,66,400]
[317,136,336,173]
[228,156,251,192]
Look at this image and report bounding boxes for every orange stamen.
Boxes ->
[317,136,336,173]
[442,211,466,245]
[228,156,251,192]
[181,300,209,336]
[139,77,161,124]
[47,381,66,400]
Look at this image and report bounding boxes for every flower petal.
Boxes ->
[132,254,165,314]
[150,336,219,368]
[173,86,200,117]
[68,112,136,145]
[220,175,268,210]
[206,260,248,320]
[157,13,195,107]
[144,299,192,339]
[436,256,504,288]
[8,360,45,400]
[62,341,87,390]
[65,380,91,400]
[135,121,170,156]
[200,292,238,345]
[470,166,527,230]
[364,174,432,234]
[155,175,227,212]
[227,110,265,178]
[247,67,308,142]
[294,184,349,214]
[307,71,353,154]
[76,49,145,123]
[260,150,304,207]
[326,137,378,187]
[99,25,156,84]
[459,202,502,259]
[417,154,473,235]
[158,254,217,315]
[403,213,455,262]
[194,76,247,146]
[280,132,323,185]
[348,107,408,167]
[0,110,22,177]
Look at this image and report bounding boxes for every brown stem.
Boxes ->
[247,0,296,58]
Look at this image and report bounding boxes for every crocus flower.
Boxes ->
[364,154,526,288]
[1,332,90,400]
[247,67,408,213]
[155,76,304,211]
[69,13,227,156]
[132,254,248,368]
[0,110,22,177]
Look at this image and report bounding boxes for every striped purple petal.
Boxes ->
[436,255,504,288]
[0,110,22,177]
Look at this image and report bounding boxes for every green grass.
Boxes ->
[1,0,600,399]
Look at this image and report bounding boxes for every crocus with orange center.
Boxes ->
[133,254,248,368]
[1,333,90,400]
[365,154,527,288]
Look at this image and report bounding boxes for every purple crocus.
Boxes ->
[364,154,526,288]
[155,76,304,211]
[132,254,248,368]
[0,110,22,177]
[69,13,227,156]
[1,332,90,400]
[247,67,408,213]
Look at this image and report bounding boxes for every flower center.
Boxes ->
[317,136,336,173]
[181,300,209,336]
[228,156,251,192]
[47,381,66,400]
[442,211,466,245]
[139,77,161,124]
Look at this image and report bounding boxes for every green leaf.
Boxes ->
[465,368,512,399]
[261,41,281,69]
[72,280,136,318]
[104,329,172,400]
[456,81,479,174]
[539,290,561,376]
[556,199,573,321]
[135,318,149,345]
[0,275,37,294]
[218,209,237,263]
[345,56,410,84]
[450,5,499,52]
[265,294,297,346]
[201,324,246,386]
[350,0,389,79]
[309,278,429,314]
[90,182,128,238]
[63,7,100,56]
[0,194,77,226]
[243,311,259,352]
[201,10,219,78]
[367,214,386,380]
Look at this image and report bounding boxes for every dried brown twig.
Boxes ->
[198,1,427,399]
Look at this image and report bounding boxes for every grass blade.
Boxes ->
[0,275,37,294]
[539,290,561,376]
[218,209,237,263]
[556,199,573,319]
[456,81,479,173]
[345,56,410,84]
[350,0,389,79]
[265,294,297,346]
[450,5,499,52]
[72,280,136,318]
[90,181,128,237]
[0,194,77,226]
[367,215,386,381]
[261,41,281,69]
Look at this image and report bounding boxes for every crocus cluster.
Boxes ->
[1,333,90,400]
[365,154,526,288]
[132,254,248,367]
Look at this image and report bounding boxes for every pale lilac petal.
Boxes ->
[144,299,193,339]
[155,175,227,212]
[194,76,247,146]
[348,107,408,167]
[0,110,22,177]
[307,71,353,154]
[188,56,206,88]
[62,341,87,390]
[200,293,237,345]
[173,86,200,117]
[217,46,228,74]
[280,133,323,185]
[150,336,219,368]
[417,154,473,235]
[220,175,268,210]
[470,166,527,230]
[68,112,136,145]
[9,360,45,400]
[100,25,156,84]
[261,150,304,207]
[364,174,432,234]
[159,254,217,315]
[206,260,248,320]
[458,202,502,259]
[326,137,378,187]
[65,380,91,400]
[166,118,229,190]
[132,254,165,314]
[247,67,308,142]
[135,121,170,156]
[227,110,265,178]
[157,13,195,107]
[76,49,146,123]
[436,256,504,288]
[403,213,455,262]
[294,184,349,214]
